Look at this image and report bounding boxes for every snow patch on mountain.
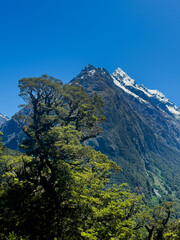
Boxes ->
[113,68,135,86]
[148,89,170,104]
[167,106,180,116]
[112,77,149,104]
[88,69,96,76]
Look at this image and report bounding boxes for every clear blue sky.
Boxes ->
[1,0,180,117]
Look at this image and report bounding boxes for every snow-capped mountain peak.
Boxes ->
[113,68,135,86]
[111,68,180,120]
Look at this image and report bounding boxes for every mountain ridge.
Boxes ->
[112,67,180,120]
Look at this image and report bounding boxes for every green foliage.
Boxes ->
[164,220,180,240]
[4,232,28,240]
[0,125,121,239]
[2,148,22,157]
[79,185,149,240]
[18,75,105,148]
[144,202,175,240]
[0,132,5,155]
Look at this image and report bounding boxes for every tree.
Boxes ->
[145,202,175,240]
[79,184,149,240]
[18,75,105,149]
[0,76,112,239]
[164,219,180,240]
[0,132,4,154]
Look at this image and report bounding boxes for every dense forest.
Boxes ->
[0,75,180,239]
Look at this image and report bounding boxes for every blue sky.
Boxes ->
[1,0,180,117]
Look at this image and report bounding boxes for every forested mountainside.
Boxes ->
[1,65,180,205]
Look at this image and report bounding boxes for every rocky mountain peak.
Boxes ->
[112,68,135,86]
[82,64,96,71]
[71,65,112,90]
[80,64,110,77]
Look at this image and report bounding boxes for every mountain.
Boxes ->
[2,65,180,207]
[0,113,9,126]
[71,65,180,205]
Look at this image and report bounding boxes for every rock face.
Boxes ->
[2,64,180,203]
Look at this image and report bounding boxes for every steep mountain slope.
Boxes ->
[112,68,180,150]
[72,65,180,203]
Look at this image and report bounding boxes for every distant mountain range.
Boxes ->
[0,113,9,126]
[1,65,180,206]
